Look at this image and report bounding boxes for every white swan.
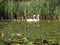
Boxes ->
[26,14,39,22]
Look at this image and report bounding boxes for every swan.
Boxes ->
[26,14,39,22]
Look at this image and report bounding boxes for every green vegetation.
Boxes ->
[0,0,60,21]
[0,0,60,45]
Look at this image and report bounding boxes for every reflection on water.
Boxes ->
[11,43,20,45]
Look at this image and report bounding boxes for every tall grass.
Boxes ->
[1,0,59,20]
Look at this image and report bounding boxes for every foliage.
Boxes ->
[0,0,60,20]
